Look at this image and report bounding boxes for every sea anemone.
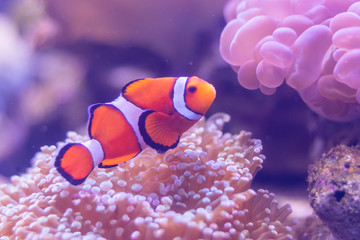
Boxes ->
[220,0,360,121]
[0,113,294,239]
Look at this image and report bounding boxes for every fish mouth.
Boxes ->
[201,82,216,114]
[205,82,216,105]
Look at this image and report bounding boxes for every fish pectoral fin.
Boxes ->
[55,143,94,185]
[139,110,180,153]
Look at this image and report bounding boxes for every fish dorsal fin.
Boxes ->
[122,77,176,114]
[139,110,180,153]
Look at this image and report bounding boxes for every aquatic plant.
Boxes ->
[0,113,294,239]
[220,0,360,121]
[308,145,360,240]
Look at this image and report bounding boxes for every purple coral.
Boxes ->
[220,0,360,121]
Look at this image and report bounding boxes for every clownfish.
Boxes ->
[55,76,216,185]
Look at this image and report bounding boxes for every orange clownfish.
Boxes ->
[55,76,216,185]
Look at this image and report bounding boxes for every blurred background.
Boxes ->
[0,0,358,202]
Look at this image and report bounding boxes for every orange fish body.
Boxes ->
[55,76,216,185]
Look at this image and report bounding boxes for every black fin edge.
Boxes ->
[98,149,142,168]
[121,78,146,94]
[88,103,103,139]
[88,103,119,139]
[98,162,118,168]
[138,110,179,154]
[55,143,94,186]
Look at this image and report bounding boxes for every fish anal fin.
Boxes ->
[55,143,94,185]
[140,111,180,153]
[99,152,139,168]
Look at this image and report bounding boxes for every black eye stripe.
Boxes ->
[188,86,197,93]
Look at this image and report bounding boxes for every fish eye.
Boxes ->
[187,86,197,93]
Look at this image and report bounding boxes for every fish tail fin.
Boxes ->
[55,139,104,185]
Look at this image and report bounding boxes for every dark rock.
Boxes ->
[308,145,360,240]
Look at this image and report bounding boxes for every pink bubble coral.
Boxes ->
[220,0,360,121]
[0,114,294,239]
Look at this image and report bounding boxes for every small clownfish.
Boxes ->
[55,76,216,185]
